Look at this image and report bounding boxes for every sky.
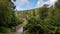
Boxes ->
[12,0,57,11]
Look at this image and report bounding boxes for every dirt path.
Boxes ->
[10,24,24,34]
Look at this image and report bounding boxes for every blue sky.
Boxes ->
[43,0,48,2]
[13,0,57,11]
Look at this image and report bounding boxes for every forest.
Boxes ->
[0,0,60,34]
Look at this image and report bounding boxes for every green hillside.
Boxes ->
[16,2,60,34]
[0,0,60,34]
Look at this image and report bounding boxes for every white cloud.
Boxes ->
[14,0,32,8]
[14,0,26,6]
[45,0,57,7]
[35,0,44,8]
[35,0,57,8]
[13,0,57,11]
[13,0,33,10]
[15,7,25,11]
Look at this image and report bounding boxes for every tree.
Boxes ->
[0,0,22,33]
[23,2,60,34]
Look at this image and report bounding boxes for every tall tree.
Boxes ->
[0,0,16,26]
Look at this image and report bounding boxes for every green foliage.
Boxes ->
[8,12,22,28]
[0,0,21,33]
[0,0,60,34]
[0,0,17,26]
[17,2,60,34]
[0,27,11,33]
[22,30,30,34]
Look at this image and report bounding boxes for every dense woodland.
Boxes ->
[0,0,21,34]
[0,0,60,34]
[17,2,60,34]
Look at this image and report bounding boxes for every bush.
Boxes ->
[22,30,30,34]
[0,27,11,33]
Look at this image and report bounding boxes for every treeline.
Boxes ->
[17,2,60,34]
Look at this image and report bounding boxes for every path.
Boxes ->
[10,24,25,34]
